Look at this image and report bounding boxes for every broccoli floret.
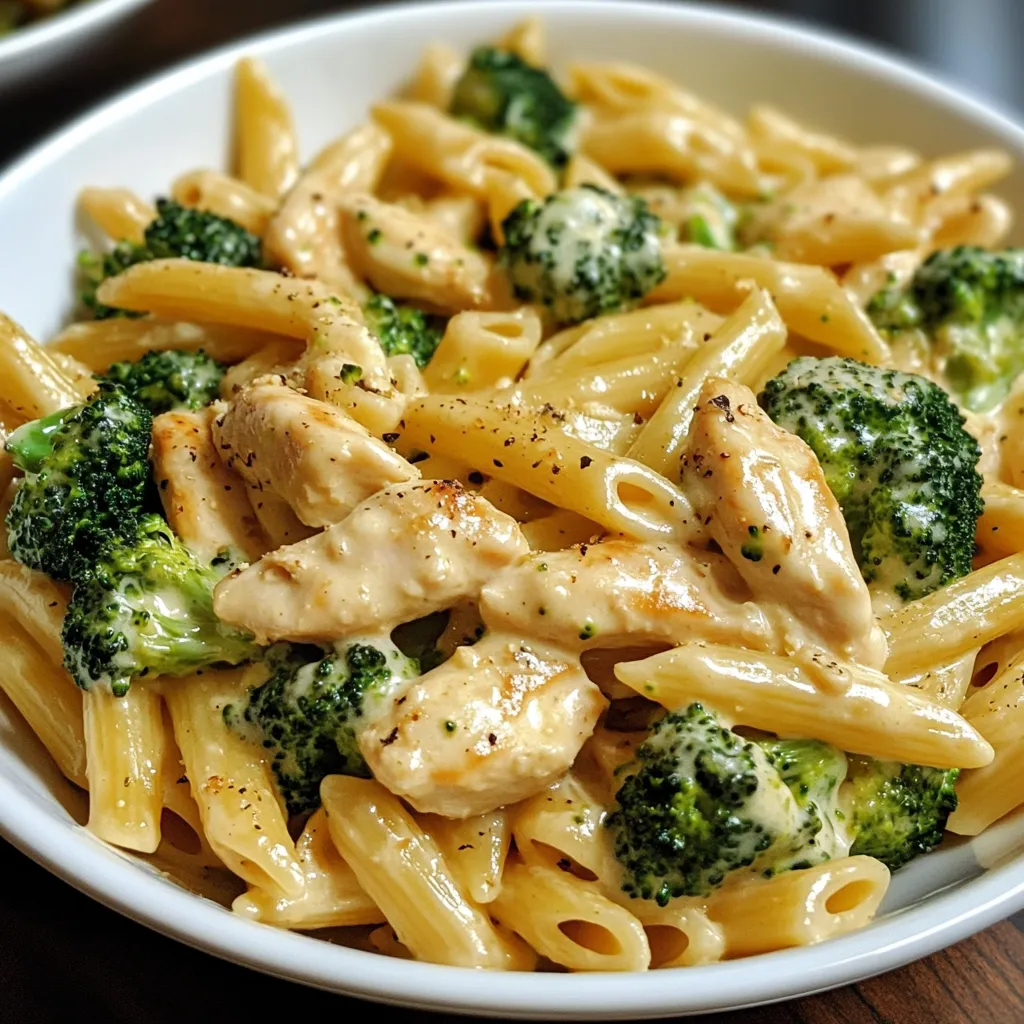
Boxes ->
[680,184,738,250]
[5,383,152,583]
[607,703,828,905]
[842,757,959,870]
[759,738,851,872]
[500,185,667,325]
[362,294,445,369]
[97,349,226,414]
[79,198,263,319]
[868,246,1024,412]
[79,242,151,319]
[450,46,578,169]
[225,638,419,814]
[61,514,257,696]
[759,356,984,603]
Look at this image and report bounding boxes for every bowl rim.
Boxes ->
[1,0,1022,1017]
[0,0,153,66]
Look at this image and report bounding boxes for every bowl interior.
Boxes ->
[0,2,1022,1018]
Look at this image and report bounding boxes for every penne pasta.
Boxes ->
[650,245,890,363]
[399,394,700,543]
[627,287,786,476]
[418,809,511,905]
[165,666,305,898]
[0,313,83,419]
[234,57,300,200]
[79,187,155,243]
[615,643,994,769]
[490,860,651,972]
[705,857,890,957]
[171,170,278,236]
[882,553,1024,676]
[321,775,533,969]
[83,685,165,853]
[232,808,384,929]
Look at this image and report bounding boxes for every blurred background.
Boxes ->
[3,0,1024,168]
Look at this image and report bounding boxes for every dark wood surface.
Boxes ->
[1,2,1022,1021]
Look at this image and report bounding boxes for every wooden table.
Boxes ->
[1,1,1022,1020]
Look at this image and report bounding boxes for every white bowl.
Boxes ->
[0,0,154,93]
[0,1,1022,1018]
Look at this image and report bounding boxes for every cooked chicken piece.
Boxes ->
[479,539,776,653]
[361,633,606,818]
[151,407,268,563]
[212,377,418,529]
[214,480,529,643]
[339,193,492,312]
[685,378,887,668]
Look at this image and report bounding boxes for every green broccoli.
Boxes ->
[61,514,257,696]
[607,704,834,906]
[79,197,263,319]
[680,184,738,250]
[842,757,959,870]
[362,294,445,369]
[759,356,984,603]
[97,349,226,415]
[4,383,152,583]
[225,638,419,814]
[868,246,1024,412]
[759,738,851,873]
[500,185,667,325]
[450,46,578,169]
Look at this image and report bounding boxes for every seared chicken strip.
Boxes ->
[214,480,529,644]
[685,378,886,668]
[212,377,418,528]
[479,539,775,653]
[362,633,606,818]
[151,407,268,563]
[339,194,492,312]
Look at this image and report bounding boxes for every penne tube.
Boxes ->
[975,482,1024,563]
[83,685,165,853]
[418,809,510,905]
[48,317,291,372]
[171,170,278,236]
[264,124,392,295]
[512,338,697,419]
[372,101,557,209]
[0,613,86,788]
[232,808,385,929]
[234,57,300,199]
[490,860,651,972]
[164,667,305,898]
[615,643,994,769]
[627,288,786,476]
[526,302,722,380]
[633,902,726,968]
[321,775,532,969]
[79,187,155,243]
[649,245,890,364]
[705,857,890,957]
[497,15,546,65]
[563,153,624,194]
[406,42,463,108]
[423,308,543,393]
[882,553,1024,676]
[948,652,1024,835]
[511,774,620,887]
[0,313,83,419]
[891,647,980,710]
[94,261,401,432]
[519,508,602,550]
[399,394,700,544]
[0,560,70,665]
[747,104,857,174]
